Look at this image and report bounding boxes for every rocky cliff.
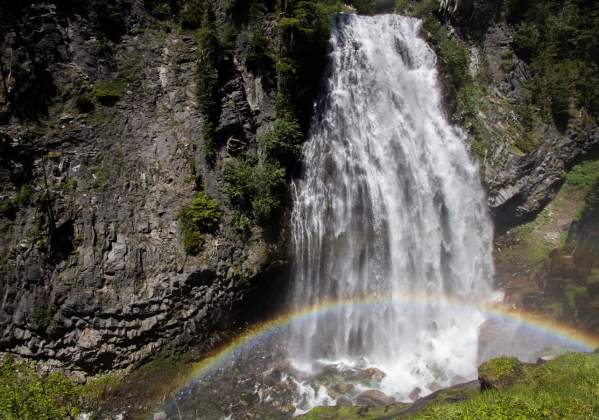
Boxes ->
[431,0,599,230]
[0,1,286,371]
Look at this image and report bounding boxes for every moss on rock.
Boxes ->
[478,357,524,391]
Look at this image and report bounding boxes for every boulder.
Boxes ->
[478,357,524,391]
[356,389,396,406]
[354,367,386,384]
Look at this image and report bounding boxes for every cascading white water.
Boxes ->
[289,14,495,399]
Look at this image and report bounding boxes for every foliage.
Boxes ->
[276,0,344,125]
[195,1,220,163]
[0,355,82,420]
[258,117,303,169]
[564,159,599,192]
[223,158,287,226]
[478,357,524,389]
[180,0,205,29]
[177,191,221,255]
[241,5,274,74]
[229,210,251,238]
[145,0,183,20]
[510,0,599,126]
[93,80,126,106]
[30,306,53,331]
[412,352,599,419]
[350,0,376,14]
[88,0,131,41]
[0,184,32,216]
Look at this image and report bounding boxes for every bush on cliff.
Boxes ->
[195,1,221,163]
[223,158,286,226]
[177,191,222,255]
[258,118,303,170]
[0,355,82,420]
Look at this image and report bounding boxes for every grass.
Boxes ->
[497,157,599,270]
[411,352,599,419]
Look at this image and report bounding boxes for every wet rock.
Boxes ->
[450,375,469,386]
[354,367,386,384]
[409,386,422,401]
[356,389,396,406]
[336,396,354,406]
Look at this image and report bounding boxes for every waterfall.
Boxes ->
[289,14,495,399]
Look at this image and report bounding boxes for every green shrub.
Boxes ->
[223,158,287,226]
[145,0,182,19]
[258,118,303,168]
[93,80,126,106]
[275,0,343,125]
[350,0,376,14]
[241,20,273,72]
[229,210,251,238]
[438,34,471,91]
[0,184,32,216]
[478,357,524,390]
[564,159,599,192]
[509,0,599,124]
[195,2,220,163]
[513,22,540,60]
[177,191,221,255]
[223,158,256,211]
[179,0,205,29]
[14,184,32,207]
[252,163,287,224]
[88,0,130,41]
[30,306,53,331]
[0,355,82,420]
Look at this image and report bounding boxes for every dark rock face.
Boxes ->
[0,3,285,371]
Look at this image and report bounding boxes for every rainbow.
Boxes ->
[164,292,599,401]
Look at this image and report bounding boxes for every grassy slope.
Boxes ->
[301,352,599,419]
[497,158,599,271]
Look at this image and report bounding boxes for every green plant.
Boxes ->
[252,162,287,224]
[229,210,251,238]
[223,158,287,226]
[177,191,221,255]
[258,118,303,169]
[14,184,32,207]
[478,357,524,390]
[412,353,599,419]
[0,355,82,420]
[223,158,257,211]
[564,159,599,192]
[195,1,221,163]
[180,0,205,29]
[93,80,126,106]
[88,0,131,41]
[0,184,32,216]
[30,306,53,331]
[500,50,515,72]
[350,0,376,14]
